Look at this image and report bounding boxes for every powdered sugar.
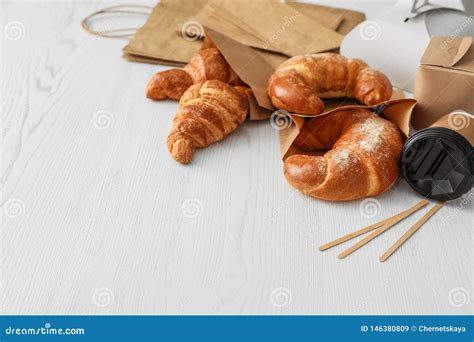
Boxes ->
[332,148,350,167]
[287,162,314,178]
[287,156,327,179]
[331,148,360,171]
[353,117,386,153]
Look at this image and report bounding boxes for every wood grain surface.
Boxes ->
[1,0,472,315]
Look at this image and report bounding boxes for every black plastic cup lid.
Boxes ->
[401,127,473,201]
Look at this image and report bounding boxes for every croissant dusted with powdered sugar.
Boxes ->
[268,53,393,115]
[167,80,249,164]
[146,37,245,101]
[284,108,403,201]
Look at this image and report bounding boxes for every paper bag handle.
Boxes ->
[81,5,152,38]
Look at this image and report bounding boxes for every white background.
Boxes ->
[1,0,472,314]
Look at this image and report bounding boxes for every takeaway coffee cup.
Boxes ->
[401,111,473,201]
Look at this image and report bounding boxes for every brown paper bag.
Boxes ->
[123,0,365,65]
[205,0,344,56]
[200,1,365,56]
[285,1,366,35]
[192,6,273,52]
[123,0,282,65]
[123,0,208,66]
[278,96,417,160]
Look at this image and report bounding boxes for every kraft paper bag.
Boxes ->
[205,0,344,56]
[278,94,418,160]
[123,0,365,65]
[285,2,366,35]
[200,1,365,56]
[123,0,281,65]
[123,0,208,66]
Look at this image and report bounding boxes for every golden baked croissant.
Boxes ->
[146,43,245,101]
[167,80,249,164]
[268,53,393,115]
[284,108,403,201]
[146,69,193,101]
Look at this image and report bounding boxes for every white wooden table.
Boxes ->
[1,0,472,315]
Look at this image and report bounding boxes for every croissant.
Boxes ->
[284,108,403,201]
[146,45,245,101]
[167,80,249,164]
[268,53,393,115]
[146,69,193,101]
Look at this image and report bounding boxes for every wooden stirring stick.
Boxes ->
[319,199,428,252]
[379,202,445,262]
[337,199,429,259]
[318,221,386,251]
